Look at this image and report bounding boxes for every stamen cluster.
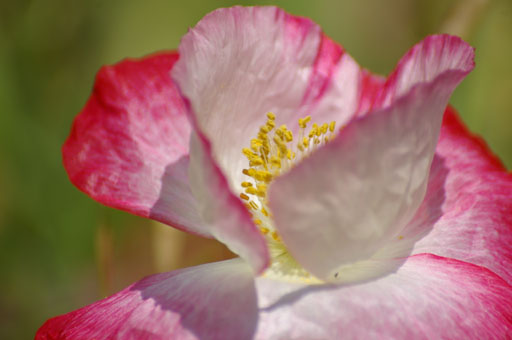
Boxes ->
[239,112,337,242]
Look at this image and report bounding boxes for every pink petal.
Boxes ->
[374,35,476,109]
[255,254,512,339]
[188,130,270,273]
[172,6,366,189]
[405,107,512,284]
[62,52,209,236]
[37,255,512,339]
[268,35,475,280]
[36,259,258,340]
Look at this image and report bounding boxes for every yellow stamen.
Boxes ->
[315,124,322,137]
[245,187,258,195]
[270,156,281,169]
[298,116,311,128]
[303,137,310,148]
[271,231,281,241]
[239,112,338,242]
[256,184,267,197]
[260,125,270,134]
[309,123,318,138]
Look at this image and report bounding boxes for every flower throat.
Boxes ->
[239,112,337,244]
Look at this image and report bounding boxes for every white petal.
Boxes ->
[173,6,355,189]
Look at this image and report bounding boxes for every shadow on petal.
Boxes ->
[133,259,259,339]
[263,154,448,290]
[150,155,210,237]
[399,153,449,242]
[338,153,450,283]
[36,260,259,339]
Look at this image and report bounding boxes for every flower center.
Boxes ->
[239,112,337,282]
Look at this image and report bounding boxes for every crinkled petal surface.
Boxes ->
[37,255,512,339]
[62,52,208,236]
[36,259,258,340]
[268,35,475,280]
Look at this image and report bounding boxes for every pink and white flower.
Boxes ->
[37,6,512,340]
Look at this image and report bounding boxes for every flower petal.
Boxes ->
[405,107,512,284]
[62,52,208,236]
[374,35,476,109]
[172,6,366,189]
[255,254,512,339]
[188,130,270,273]
[300,35,372,127]
[36,259,258,340]
[268,35,475,280]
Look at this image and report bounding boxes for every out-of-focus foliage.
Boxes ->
[0,0,510,338]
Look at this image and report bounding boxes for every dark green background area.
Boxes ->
[0,0,510,338]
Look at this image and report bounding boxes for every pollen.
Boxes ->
[239,112,337,246]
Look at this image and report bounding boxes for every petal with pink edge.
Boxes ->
[405,107,512,285]
[37,255,512,339]
[268,35,475,281]
[255,254,512,339]
[36,259,258,340]
[62,53,209,236]
[172,6,366,190]
[374,35,476,109]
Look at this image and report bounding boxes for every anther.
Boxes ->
[271,231,281,241]
[245,187,258,195]
[321,123,328,134]
[284,130,293,142]
[303,137,310,148]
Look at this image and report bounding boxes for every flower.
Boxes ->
[37,6,512,339]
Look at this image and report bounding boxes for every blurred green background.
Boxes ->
[0,0,510,338]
